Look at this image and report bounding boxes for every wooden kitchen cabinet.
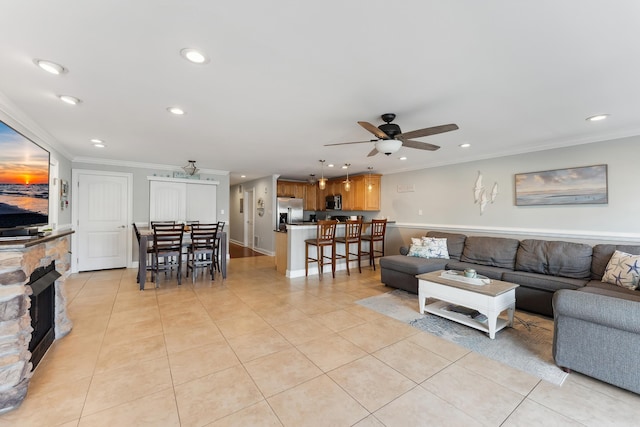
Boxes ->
[304,184,318,210]
[343,174,381,211]
[277,180,305,198]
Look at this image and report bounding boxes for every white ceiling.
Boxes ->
[1,1,640,185]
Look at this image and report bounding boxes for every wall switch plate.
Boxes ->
[418,209,423,215]
[220,209,224,215]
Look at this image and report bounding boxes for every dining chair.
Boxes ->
[186,223,218,283]
[361,219,387,271]
[213,221,225,273]
[335,219,363,275]
[152,226,184,286]
[151,220,176,227]
[305,220,338,279]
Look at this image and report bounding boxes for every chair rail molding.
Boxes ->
[391,222,640,244]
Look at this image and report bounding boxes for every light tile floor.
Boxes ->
[2,256,639,426]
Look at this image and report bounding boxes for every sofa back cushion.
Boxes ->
[591,244,640,280]
[516,239,592,279]
[426,231,466,260]
[460,236,520,269]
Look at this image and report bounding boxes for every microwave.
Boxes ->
[326,194,342,210]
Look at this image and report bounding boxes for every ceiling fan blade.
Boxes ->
[398,123,459,140]
[324,140,374,146]
[358,121,390,140]
[402,139,440,151]
[367,147,379,157]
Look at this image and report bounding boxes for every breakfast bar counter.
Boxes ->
[275,221,389,278]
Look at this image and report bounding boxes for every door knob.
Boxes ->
[118,225,126,228]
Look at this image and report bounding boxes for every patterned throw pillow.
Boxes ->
[602,250,640,290]
[421,237,450,259]
[407,243,431,258]
[407,237,449,259]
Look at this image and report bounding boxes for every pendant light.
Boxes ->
[182,160,199,176]
[367,166,374,192]
[343,163,351,192]
[318,160,327,190]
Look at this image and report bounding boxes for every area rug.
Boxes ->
[356,289,568,385]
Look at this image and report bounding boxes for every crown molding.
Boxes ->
[72,156,229,176]
[0,91,75,161]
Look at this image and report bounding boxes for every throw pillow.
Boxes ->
[421,237,450,259]
[410,237,424,246]
[602,250,640,290]
[407,244,430,258]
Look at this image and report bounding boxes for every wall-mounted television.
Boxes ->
[0,120,50,234]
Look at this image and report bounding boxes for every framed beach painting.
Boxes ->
[515,164,608,206]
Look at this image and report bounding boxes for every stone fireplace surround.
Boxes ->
[0,230,73,413]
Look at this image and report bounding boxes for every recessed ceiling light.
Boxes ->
[328,164,334,168]
[167,107,185,115]
[180,48,210,64]
[341,165,348,169]
[399,156,407,161]
[90,138,105,147]
[459,143,471,148]
[241,175,246,178]
[35,59,66,75]
[586,114,609,122]
[58,95,81,105]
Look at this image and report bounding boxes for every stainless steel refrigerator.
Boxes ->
[277,197,303,224]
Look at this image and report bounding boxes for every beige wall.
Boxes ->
[380,136,640,254]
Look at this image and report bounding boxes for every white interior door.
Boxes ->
[74,170,131,272]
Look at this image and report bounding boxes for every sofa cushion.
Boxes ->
[584,280,640,301]
[515,239,592,279]
[460,236,520,269]
[601,250,640,290]
[426,231,466,260]
[591,244,640,280]
[379,255,449,275]
[502,270,588,293]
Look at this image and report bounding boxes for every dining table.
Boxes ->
[137,227,227,290]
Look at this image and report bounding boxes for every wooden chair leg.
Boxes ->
[319,245,324,279]
[305,243,309,277]
[345,242,350,276]
[331,243,336,278]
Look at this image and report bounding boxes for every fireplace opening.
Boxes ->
[28,261,60,369]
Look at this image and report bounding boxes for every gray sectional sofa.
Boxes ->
[380,231,640,394]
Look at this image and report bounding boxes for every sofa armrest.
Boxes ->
[553,289,640,334]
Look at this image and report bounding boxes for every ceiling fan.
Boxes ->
[325,113,459,157]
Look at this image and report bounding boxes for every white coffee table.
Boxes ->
[416,270,519,339]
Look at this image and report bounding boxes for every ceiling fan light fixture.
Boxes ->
[375,139,402,155]
[182,160,199,176]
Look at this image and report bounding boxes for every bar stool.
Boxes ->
[361,219,387,271]
[305,220,338,279]
[335,219,363,275]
